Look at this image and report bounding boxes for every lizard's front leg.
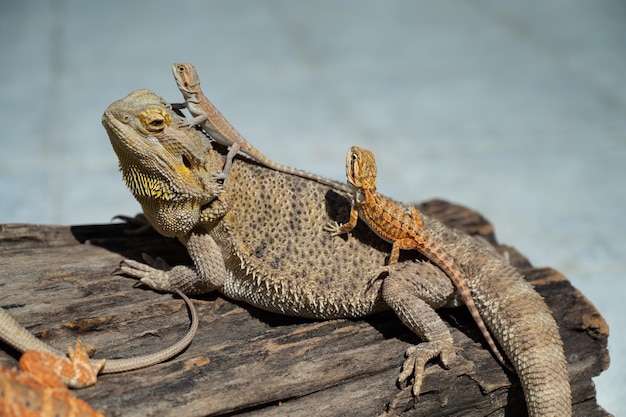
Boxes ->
[218,141,240,180]
[324,205,359,236]
[382,261,460,397]
[118,231,226,295]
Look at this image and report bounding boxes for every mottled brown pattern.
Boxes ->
[104,90,572,416]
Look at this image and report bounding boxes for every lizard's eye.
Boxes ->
[137,108,171,134]
[149,119,163,128]
[182,154,192,168]
[145,116,166,133]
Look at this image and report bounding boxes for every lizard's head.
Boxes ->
[345,146,377,191]
[102,89,222,237]
[172,63,200,97]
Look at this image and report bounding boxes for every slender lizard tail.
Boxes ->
[0,289,198,375]
[423,215,571,416]
[419,240,512,370]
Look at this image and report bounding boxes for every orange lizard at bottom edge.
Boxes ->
[0,289,198,416]
[0,341,104,417]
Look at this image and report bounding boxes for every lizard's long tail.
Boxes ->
[0,290,197,376]
[423,215,571,417]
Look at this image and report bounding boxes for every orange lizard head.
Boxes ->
[345,146,377,191]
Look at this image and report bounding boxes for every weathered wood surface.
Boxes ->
[0,199,610,417]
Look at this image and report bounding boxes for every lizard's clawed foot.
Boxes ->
[116,254,173,292]
[323,221,346,237]
[64,340,105,388]
[176,119,197,130]
[398,340,458,397]
[211,171,228,182]
[366,265,392,289]
[117,254,207,295]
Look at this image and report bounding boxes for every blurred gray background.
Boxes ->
[0,1,623,414]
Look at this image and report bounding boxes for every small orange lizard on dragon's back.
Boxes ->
[325,145,508,368]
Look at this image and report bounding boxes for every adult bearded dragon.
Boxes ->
[103,89,571,416]
[171,63,346,190]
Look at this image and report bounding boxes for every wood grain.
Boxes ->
[0,200,610,416]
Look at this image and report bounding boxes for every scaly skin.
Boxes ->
[0,343,104,417]
[0,289,198,387]
[103,89,572,416]
[171,63,348,191]
[0,367,104,417]
[325,146,508,370]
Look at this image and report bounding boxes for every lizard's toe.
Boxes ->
[116,258,172,292]
[398,340,458,397]
[212,172,228,182]
[176,120,196,130]
[323,221,343,236]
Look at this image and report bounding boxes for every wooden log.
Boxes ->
[0,200,610,416]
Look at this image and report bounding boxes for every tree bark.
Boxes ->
[0,200,611,417]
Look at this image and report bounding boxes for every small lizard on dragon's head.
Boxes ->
[171,63,349,192]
